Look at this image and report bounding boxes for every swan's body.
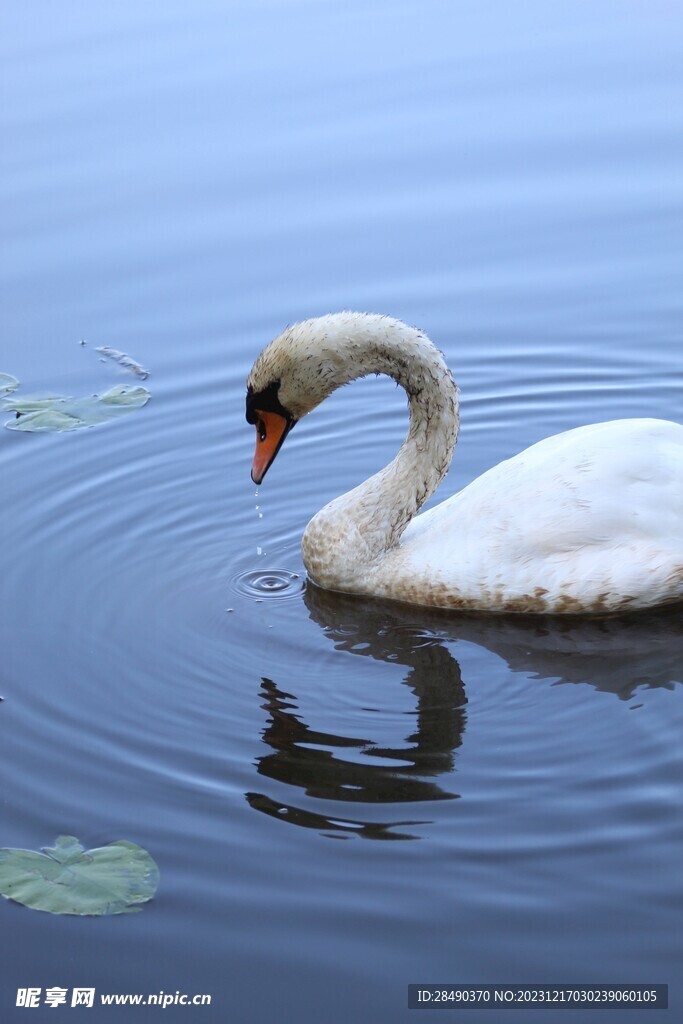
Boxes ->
[246,312,683,615]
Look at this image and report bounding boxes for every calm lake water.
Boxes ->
[1,1,682,1021]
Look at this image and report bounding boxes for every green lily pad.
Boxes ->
[3,384,150,432]
[98,384,150,407]
[6,408,83,432]
[0,373,19,395]
[0,835,160,915]
[3,396,63,413]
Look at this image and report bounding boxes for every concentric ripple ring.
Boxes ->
[231,568,305,601]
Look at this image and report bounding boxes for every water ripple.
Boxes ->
[231,567,305,601]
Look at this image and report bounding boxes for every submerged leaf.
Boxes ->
[2,385,150,432]
[95,346,150,380]
[0,835,160,916]
[0,373,19,395]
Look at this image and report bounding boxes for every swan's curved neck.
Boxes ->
[301,318,459,589]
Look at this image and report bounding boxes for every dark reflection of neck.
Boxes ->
[247,586,468,839]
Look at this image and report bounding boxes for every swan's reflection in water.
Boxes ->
[247,586,683,839]
[247,587,467,839]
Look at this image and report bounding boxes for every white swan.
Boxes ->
[246,312,683,614]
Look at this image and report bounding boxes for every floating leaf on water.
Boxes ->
[95,346,150,380]
[0,374,19,395]
[7,408,83,432]
[3,395,64,414]
[0,835,160,916]
[98,384,150,407]
[2,385,150,432]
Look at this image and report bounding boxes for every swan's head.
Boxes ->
[246,312,390,484]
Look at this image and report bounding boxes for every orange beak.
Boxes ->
[251,410,293,485]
